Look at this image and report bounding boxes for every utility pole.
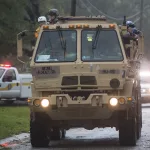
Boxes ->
[140,0,144,31]
[71,0,76,16]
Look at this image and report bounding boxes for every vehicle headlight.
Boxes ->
[109,98,118,106]
[142,89,146,92]
[110,78,120,89]
[33,99,40,106]
[118,97,125,104]
[41,99,49,107]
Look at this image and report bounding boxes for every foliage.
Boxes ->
[0,0,150,59]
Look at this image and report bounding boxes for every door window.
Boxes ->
[3,69,16,81]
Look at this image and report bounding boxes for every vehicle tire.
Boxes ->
[137,114,142,139]
[136,88,142,139]
[51,127,62,140]
[62,129,66,138]
[119,118,137,146]
[30,121,50,147]
[4,100,14,105]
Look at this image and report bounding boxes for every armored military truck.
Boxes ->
[17,16,144,147]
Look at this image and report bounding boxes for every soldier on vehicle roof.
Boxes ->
[47,8,59,24]
[35,16,48,38]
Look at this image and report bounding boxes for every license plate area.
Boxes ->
[91,95,103,106]
[56,97,68,107]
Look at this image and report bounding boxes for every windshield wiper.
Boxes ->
[48,36,53,50]
[92,25,102,49]
[56,26,66,59]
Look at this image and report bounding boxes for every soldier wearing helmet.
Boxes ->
[38,16,47,26]
[47,8,59,24]
[35,16,47,38]
[126,21,135,28]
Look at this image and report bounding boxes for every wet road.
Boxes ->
[5,104,149,150]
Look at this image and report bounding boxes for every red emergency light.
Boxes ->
[0,64,11,68]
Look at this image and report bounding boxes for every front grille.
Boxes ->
[80,76,97,85]
[81,87,98,89]
[63,91,91,99]
[61,87,78,90]
[61,76,78,86]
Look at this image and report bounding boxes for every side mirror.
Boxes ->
[17,32,26,40]
[17,30,28,57]
[2,76,13,82]
[17,30,36,58]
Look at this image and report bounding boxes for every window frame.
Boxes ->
[34,29,77,63]
[0,68,5,78]
[3,69,16,81]
[81,28,124,62]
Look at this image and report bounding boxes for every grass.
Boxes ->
[0,107,30,140]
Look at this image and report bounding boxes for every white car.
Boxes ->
[140,70,150,102]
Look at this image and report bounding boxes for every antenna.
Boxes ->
[71,0,76,16]
[123,16,126,26]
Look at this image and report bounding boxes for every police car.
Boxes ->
[0,64,32,104]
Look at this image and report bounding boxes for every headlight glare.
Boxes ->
[41,99,49,107]
[143,89,146,92]
[109,98,118,106]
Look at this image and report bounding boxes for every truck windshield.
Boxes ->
[0,69,5,78]
[81,29,123,61]
[35,30,77,62]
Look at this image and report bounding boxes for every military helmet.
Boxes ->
[126,21,135,28]
[48,8,59,16]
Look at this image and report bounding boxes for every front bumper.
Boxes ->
[29,94,134,120]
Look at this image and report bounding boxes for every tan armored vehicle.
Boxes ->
[17,16,144,147]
